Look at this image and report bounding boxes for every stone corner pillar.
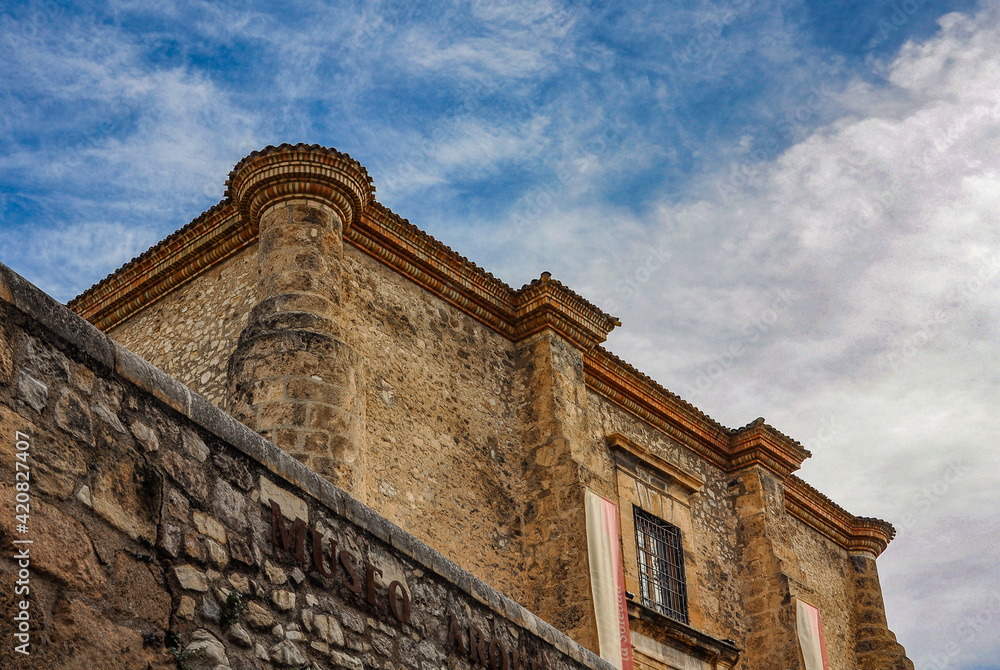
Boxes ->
[225,144,373,501]
[848,520,915,670]
[729,466,805,670]
[512,274,618,653]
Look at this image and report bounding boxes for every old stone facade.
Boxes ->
[0,144,913,669]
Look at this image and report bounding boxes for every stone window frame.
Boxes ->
[606,434,706,630]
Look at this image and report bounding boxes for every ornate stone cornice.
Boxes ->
[726,417,811,478]
[784,476,896,557]
[584,348,733,469]
[512,273,620,350]
[226,143,374,229]
[67,201,248,330]
[607,433,705,493]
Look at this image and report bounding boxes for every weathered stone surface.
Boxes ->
[203,593,221,621]
[17,370,48,413]
[264,559,287,585]
[269,639,307,667]
[177,595,197,619]
[228,623,253,647]
[314,613,346,646]
[0,484,104,595]
[214,478,247,530]
[272,589,296,610]
[158,521,182,557]
[183,629,230,670]
[258,476,308,522]
[55,387,94,445]
[160,448,209,501]
[330,648,364,670]
[93,401,126,433]
[0,406,86,498]
[39,598,175,670]
[91,451,160,544]
[243,601,276,630]
[0,321,12,384]
[183,428,211,462]
[109,551,171,626]
[195,510,228,544]
[230,534,256,566]
[205,538,229,568]
[131,419,160,451]
[214,451,254,490]
[229,572,250,593]
[175,564,209,591]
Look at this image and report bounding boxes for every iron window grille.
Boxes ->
[634,507,689,624]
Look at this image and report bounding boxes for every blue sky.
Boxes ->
[2,1,999,667]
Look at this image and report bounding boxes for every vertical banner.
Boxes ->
[795,599,830,670]
[585,490,634,670]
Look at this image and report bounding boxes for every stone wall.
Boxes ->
[0,261,610,670]
[109,238,531,607]
[110,244,259,407]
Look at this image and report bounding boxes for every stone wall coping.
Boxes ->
[0,260,616,670]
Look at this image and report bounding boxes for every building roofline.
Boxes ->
[67,144,896,558]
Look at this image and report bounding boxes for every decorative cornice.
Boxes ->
[584,347,734,469]
[67,201,248,330]
[226,143,374,229]
[627,601,741,667]
[512,273,619,350]
[784,476,896,557]
[726,417,811,478]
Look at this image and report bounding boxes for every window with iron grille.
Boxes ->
[634,507,689,624]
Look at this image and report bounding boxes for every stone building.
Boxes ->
[0,144,912,670]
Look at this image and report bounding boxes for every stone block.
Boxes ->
[91,452,160,544]
[175,564,209,591]
[55,387,94,445]
[259,476,309,522]
[194,510,228,544]
[159,448,209,501]
[182,629,230,670]
[0,484,104,595]
[243,601,276,630]
[17,370,48,413]
[108,551,171,627]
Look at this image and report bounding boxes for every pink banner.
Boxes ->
[585,491,634,670]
